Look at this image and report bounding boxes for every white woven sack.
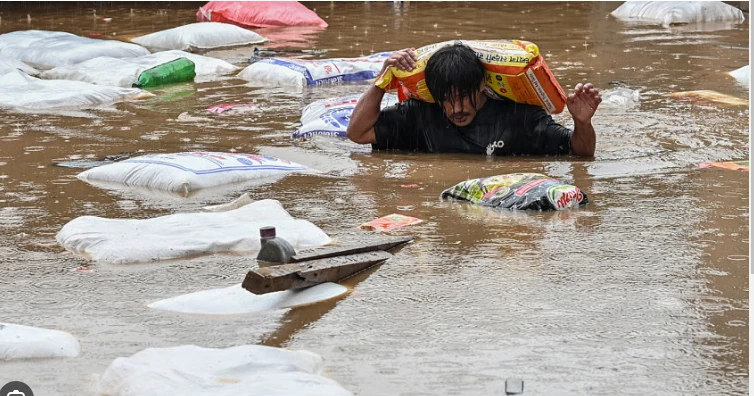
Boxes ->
[131,22,267,51]
[148,283,348,315]
[294,93,398,138]
[96,345,353,396]
[611,1,745,26]
[0,56,39,76]
[0,323,80,360]
[56,198,332,264]
[729,65,749,88]
[41,50,239,87]
[76,152,310,194]
[238,52,389,87]
[0,30,150,70]
[0,70,152,110]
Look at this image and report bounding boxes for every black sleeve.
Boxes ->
[371,100,426,151]
[519,106,573,156]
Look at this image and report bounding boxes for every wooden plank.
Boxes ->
[243,251,392,295]
[290,236,412,263]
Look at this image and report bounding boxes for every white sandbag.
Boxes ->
[148,282,347,314]
[0,30,149,70]
[0,56,39,76]
[76,152,310,194]
[0,69,153,110]
[41,50,239,87]
[729,65,749,87]
[131,22,267,51]
[611,1,745,26]
[96,345,353,396]
[238,52,390,87]
[56,198,331,264]
[294,93,398,138]
[0,323,80,360]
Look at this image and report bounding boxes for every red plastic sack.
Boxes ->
[197,1,328,28]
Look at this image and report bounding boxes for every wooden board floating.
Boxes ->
[290,235,413,262]
[243,251,393,295]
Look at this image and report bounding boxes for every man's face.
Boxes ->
[441,87,486,127]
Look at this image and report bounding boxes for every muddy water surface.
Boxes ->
[0,2,749,395]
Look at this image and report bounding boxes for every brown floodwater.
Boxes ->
[0,1,749,395]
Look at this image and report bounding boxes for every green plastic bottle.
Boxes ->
[133,58,196,88]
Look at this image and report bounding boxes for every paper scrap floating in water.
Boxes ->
[361,214,423,231]
[293,93,398,139]
[610,1,745,26]
[56,198,332,264]
[205,103,258,114]
[667,90,749,106]
[131,22,267,52]
[441,173,588,211]
[699,161,749,171]
[95,345,354,396]
[197,1,329,28]
[0,322,80,360]
[76,152,311,194]
[148,282,347,315]
[238,52,390,87]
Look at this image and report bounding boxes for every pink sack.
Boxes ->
[197,1,328,28]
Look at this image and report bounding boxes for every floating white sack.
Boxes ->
[131,22,267,51]
[294,93,398,138]
[96,345,353,396]
[0,323,80,360]
[729,65,749,88]
[0,70,152,110]
[0,56,39,76]
[238,52,390,87]
[56,198,331,264]
[611,1,745,26]
[41,50,239,87]
[76,152,310,194]
[148,282,347,314]
[0,30,149,70]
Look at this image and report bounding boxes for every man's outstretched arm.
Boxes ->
[566,82,601,157]
[346,49,418,145]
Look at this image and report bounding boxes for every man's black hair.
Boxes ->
[425,43,485,110]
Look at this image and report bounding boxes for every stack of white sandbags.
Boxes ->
[611,1,745,26]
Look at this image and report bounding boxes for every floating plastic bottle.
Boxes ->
[133,57,196,88]
[256,226,296,265]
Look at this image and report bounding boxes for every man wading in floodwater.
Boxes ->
[346,43,601,157]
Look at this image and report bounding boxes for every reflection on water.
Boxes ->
[0,2,748,395]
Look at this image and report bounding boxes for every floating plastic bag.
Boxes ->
[198,1,328,28]
[0,30,150,70]
[131,22,267,51]
[699,160,749,171]
[293,93,398,139]
[0,322,80,360]
[76,152,310,194]
[0,69,153,110]
[610,1,745,26]
[0,56,39,76]
[96,345,353,396]
[41,50,237,87]
[375,40,566,113]
[148,282,347,314]
[729,65,749,88]
[360,214,423,231]
[441,173,588,211]
[599,87,641,110]
[667,90,749,106]
[238,52,389,87]
[56,198,332,264]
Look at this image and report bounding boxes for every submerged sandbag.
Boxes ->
[41,50,238,87]
[76,152,310,194]
[56,198,332,264]
[0,56,39,76]
[293,93,398,139]
[198,1,328,28]
[0,323,80,360]
[131,22,267,51]
[729,65,749,88]
[611,1,745,26]
[148,282,347,314]
[96,345,353,396]
[0,69,152,110]
[441,173,588,211]
[238,52,389,87]
[0,30,149,70]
